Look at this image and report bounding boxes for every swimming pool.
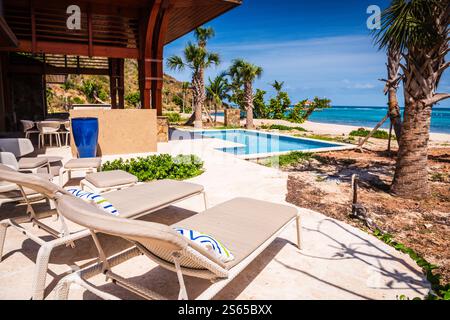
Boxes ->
[198,129,353,158]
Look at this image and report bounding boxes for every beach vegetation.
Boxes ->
[349,128,391,140]
[102,154,204,182]
[167,26,220,129]
[206,73,230,124]
[260,124,307,132]
[263,151,314,168]
[288,97,332,123]
[375,0,449,198]
[228,59,263,129]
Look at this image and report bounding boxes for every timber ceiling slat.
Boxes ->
[2,0,241,57]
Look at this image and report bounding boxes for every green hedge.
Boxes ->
[164,112,182,124]
[261,124,307,132]
[349,128,391,140]
[102,154,204,182]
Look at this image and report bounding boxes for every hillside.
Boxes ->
[47,59,194,113]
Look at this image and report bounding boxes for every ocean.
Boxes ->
[307,106,450,134]
[214,106,450,134]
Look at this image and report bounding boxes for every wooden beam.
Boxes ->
[30,0,36,54]
[87,4,93,57]
[3,40,139,59]
[109,58,117,109]
[8,64,110,75]
[117,58,124,109]
[151,0,171,116]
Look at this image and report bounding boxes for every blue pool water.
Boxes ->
[199,130,342,156]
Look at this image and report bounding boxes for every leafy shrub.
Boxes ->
[172,95,184,107]
[71,97,84,105]
[81,79,109,103]
[261,124,307,132]
[263,151,313,168]
[350,128,391,140]
[164,112,182,123]
[102,154,204,182]
[125,91,141,108]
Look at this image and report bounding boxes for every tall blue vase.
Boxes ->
[71,117,99,158]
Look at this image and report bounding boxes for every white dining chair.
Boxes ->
[20,120,40,140]
[59,120,71,146]
[37,121,62,148]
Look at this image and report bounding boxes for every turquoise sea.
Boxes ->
[214,106,450,134]
[307,106,450,134]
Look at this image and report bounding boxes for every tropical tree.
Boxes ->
[167,33,220,128]
[375,0,449,198]
[181,81,190,113]
[206,73,230,124]
[194,26,215,49]
[253,89,269,119]
[271,80,285,93]
[228,59,263,129]
[288,97,331,123]
[383,46,403,141]
[268,80,291,119]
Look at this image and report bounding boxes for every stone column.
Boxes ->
[157,116,169,142]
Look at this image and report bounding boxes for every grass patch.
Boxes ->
[430,172,448,183]
[296,134,356,144]
[263,151,314,168]
[211,125,241,130]
[102,154,204,182]
[349,128,391,140]
[261,124,307,132]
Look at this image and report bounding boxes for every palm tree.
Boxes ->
[167,43,220,128]
[181,81,190,113]
[206,73,230,124]
[271,80,285,93]
[375,0,449,198]
[194,26,215,49]
[228,59,263,129]
[383,46,403,141]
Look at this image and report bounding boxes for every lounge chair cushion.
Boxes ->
[103,180,204,218]
[18,157,48,169]
[172,198,297,269]
[173,227,235,263]
[85,170,138,188]
[64,158,102,169]
[66,188,119,216]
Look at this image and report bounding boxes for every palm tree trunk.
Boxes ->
[187,71,205,128]
[391,101,432,198]
[386,47,403,141]
[244,82,254,129]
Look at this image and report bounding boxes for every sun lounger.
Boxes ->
[0,166,206,300]
[53,196,301,300]
[80,170,138,193]
[0,139,51,174]
[59,157,102,187]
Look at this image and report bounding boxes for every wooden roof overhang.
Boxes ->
[0,0,241,59]
[0,0,241,113]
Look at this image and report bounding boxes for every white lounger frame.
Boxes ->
[0,188,208,300]
[59,165,100,187]
[80,179,138,194]
[54,210,301,300]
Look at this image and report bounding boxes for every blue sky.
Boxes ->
[164,0,449,107]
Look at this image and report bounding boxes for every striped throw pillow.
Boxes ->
[66,188,119,216]
[173,227,234,263]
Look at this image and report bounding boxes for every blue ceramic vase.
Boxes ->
[71,117,99,158]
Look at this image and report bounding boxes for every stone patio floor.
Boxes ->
[0,134,430,300]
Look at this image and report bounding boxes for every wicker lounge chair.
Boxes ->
[53,195,301,300]
[0,166,206,300]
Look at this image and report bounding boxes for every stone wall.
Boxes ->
[224,109,240,127]
[157,116,169,143]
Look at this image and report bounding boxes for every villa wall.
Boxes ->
[69,109,157,156]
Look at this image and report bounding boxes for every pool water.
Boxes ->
[199,130,343,156]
